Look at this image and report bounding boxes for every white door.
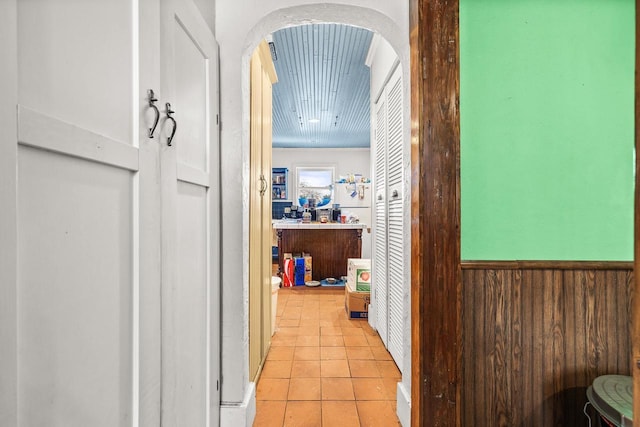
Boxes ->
[159,0,221,425]
[0,0,220,425]
[2,0,162,425]
[372,65,404,371]
[373,97,389,347]
[385,67,404,370]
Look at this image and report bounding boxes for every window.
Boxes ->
[296,167,334,208]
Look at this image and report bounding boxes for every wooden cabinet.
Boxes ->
[249,40,277,382]
[275,224,365,281]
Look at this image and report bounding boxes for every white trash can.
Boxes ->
[271,276,281,336]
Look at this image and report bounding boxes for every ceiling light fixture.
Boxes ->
[308,118,320,123]
[268,42,277,61]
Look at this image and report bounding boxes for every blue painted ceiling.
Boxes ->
[271,24,374,148]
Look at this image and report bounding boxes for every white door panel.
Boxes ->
[12,1,149,424]
[17,0,134,144]
[385,67,404,371]
[387,198,404,370]
[17,146,133,427]
[373,65,404,371]
[373,97,388,346]
[160,0,220,424]
[174,21,208,171]
[0,2,18,423]
[174,182,208,425]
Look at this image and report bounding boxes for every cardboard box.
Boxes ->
[345,285,370,319]
[304,253,312,282]
[347,258,371,291]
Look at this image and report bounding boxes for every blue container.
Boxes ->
[317,197,331,207]
[294,257,306,285]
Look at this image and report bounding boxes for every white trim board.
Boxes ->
[397,381,411,427]
[220,382,256,427]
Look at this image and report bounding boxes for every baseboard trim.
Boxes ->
[220,382,256,427]
[397,381,411,427]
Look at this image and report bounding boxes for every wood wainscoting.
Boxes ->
[461,262,634,426]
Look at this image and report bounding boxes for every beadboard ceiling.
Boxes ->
[271,24,374,148]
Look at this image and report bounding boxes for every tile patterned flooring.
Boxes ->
[253,287,402,427]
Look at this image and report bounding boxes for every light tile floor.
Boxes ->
[253,287,402,427]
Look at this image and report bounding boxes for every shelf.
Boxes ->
[272,167,288,200]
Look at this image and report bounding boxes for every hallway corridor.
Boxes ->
[253,287,402,426]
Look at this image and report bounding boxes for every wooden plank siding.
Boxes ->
[275,227,362,281]
[410,0,461,425]
[461,266,634,426]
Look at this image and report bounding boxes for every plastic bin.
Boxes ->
[271,276,281,336]
[585,375,632,427]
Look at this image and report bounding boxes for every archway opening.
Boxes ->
[242,5,412,426]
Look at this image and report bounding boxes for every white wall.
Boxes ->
[368,35,399,103]
[214,2,409,425]
[272,147,371,197]
[192,0,215,33]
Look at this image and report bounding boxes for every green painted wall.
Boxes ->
[460,0,635,261]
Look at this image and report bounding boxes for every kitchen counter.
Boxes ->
[273,220,367,230]
[274,221,365,281]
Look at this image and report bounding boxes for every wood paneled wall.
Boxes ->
[276,228,362,281]
[461,264,634,426]
[409,0,461,424]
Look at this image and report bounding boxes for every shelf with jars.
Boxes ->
[272,167,288,200]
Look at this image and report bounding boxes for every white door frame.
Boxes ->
[0,1,19,422]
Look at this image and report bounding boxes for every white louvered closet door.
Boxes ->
[373,97,388,347]
[385,66,404,370]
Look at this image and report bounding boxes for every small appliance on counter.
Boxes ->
[316,208,330,223]
[302,209,311,223]
[330,204,341,222]
[331,208,341,222]
[286,205,298,219]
